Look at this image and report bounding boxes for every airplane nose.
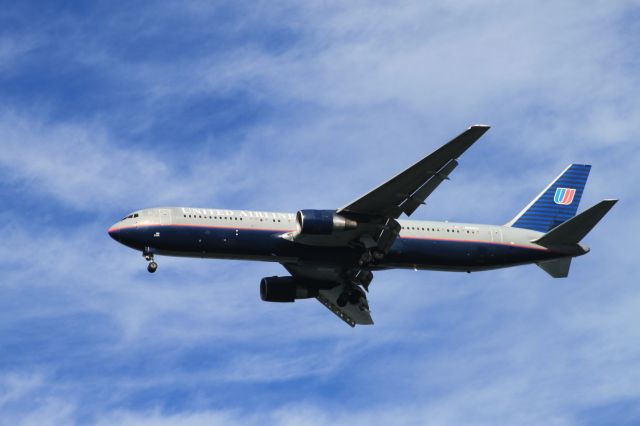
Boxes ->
[108,225,120,241]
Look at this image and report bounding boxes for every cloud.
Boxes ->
[0,112,261,211]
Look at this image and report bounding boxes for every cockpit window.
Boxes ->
[133,213,139,218]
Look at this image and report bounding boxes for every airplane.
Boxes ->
[108,125,617,327]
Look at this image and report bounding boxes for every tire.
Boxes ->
[147,262,158,273]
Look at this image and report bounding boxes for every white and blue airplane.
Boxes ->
[108,125,617,326]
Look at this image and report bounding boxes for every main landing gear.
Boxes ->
[357,249,385,266]
[336,286,366,308]
[336,269,373,308]
[143,248,157,273]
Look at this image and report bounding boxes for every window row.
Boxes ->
[401,226,478,234]
[183,215,285,223]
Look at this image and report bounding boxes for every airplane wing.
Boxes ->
[283,263,374,327]
[338,125,490,218]
[280,125,489,327]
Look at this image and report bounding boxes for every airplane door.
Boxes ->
[159,209,171,225]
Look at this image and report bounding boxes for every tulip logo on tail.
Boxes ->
[554,187,576,205]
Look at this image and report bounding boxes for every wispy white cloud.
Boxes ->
[0,112,260,211]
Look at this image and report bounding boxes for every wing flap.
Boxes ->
[398,159,458,216]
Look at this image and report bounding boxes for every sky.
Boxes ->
[0,1,639,424]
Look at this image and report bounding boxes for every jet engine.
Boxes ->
[260,276,319,302]
[295,210,357,235]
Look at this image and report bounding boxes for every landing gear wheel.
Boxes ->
[337,292,349,307]
[372,250,385,262]
[147,261,158,273]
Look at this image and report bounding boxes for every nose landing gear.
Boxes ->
[143,248,158,273]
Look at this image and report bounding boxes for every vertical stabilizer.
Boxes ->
[506,164,591,232]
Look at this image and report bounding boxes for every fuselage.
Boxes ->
[108,207,581,273]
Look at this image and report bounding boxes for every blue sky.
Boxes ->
[1,1,639,424]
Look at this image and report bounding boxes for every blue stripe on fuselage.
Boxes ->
[115,224,557,271]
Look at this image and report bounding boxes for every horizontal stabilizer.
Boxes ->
[534,199,618,246]
[537,258,572,278]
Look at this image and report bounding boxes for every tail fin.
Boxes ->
[534,199,618,247]
[506,164,591,232]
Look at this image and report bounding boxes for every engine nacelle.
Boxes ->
[260,276,319,303]
[296,210,357,235]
